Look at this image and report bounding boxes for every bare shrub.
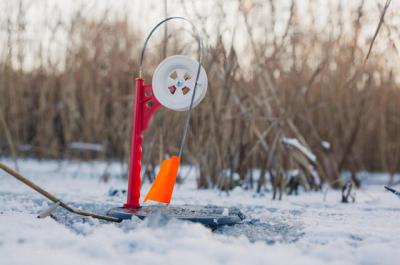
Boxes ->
[1,1,399,196]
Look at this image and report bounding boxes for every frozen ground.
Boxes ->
[1,158,400,265]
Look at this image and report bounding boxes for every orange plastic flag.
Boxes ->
[144,156,180,204]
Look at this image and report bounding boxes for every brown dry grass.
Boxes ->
[1,0,399,193]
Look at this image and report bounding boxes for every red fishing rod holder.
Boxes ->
[124,78,160,208]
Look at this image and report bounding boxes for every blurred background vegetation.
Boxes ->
[0,0,399,194]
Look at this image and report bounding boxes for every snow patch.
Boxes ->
[282,137,317,162]
[1,158,400,265]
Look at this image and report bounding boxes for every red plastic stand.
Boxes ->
[124,78,161,208]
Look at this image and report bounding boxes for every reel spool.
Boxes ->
[152,55,208,111]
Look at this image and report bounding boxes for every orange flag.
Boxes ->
[144,156,180,204]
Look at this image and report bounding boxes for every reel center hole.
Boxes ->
[176,79,184,87]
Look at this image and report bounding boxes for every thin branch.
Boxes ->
[364,0,392,64]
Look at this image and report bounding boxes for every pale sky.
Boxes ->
[0,0,398,71]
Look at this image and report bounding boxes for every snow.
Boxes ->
[321,141,331,150]
[282,137,317,162]
[1,158,400,265]
[69,142,105,152]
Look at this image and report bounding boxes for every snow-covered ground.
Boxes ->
[1,158,400,265]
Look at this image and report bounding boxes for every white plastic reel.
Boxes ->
[152,55,208,111]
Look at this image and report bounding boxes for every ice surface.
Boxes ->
[1,158,400,265]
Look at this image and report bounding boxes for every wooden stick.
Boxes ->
[0,162,121,222]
